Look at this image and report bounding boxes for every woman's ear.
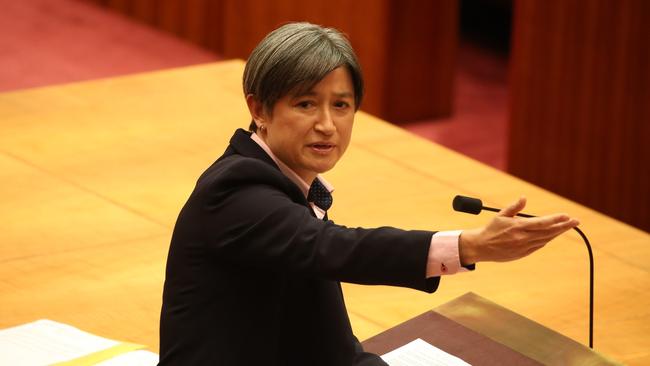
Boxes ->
[246,94,266,129]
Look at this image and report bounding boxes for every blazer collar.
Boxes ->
[228,128,279,170]
[225,128,326,218]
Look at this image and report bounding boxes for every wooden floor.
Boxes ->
[1,61,649,365]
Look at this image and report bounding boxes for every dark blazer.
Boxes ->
[159,129,440,365]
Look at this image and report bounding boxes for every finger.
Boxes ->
[545,221,579,238]
[499,196,527,217]
[520,214,577,231]
[526,219,580,237]
[524,222,577,245]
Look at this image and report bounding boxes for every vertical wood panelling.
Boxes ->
[106,0,131,14]
[131,0,156,25]
[218,0,393,118]
[217,0,458,121]
[509,0,650,232]
[203,0,224,52]
[347,1,391,120]
[184,0,209,46]
[156,0,184,37]
[385,0,458,122]
[82,0,458,122]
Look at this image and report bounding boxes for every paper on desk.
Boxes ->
[0,319,157,366]
[94,350,159,366]
[382,338,471,366]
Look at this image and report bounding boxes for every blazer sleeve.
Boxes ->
[175,156,439,293]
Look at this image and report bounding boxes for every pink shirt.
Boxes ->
[250,132,466,277]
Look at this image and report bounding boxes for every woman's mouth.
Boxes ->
[309,143,335,154]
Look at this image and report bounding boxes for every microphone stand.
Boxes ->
[460,197,594,349]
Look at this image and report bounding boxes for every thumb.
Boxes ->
[499,196,526,217]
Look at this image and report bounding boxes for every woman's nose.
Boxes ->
[314,108,335,135]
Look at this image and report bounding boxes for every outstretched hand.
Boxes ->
[458,197,580,266]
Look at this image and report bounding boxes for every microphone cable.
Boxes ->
[452,195,594,349]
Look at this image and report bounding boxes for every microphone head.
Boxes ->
[453,195,483,215]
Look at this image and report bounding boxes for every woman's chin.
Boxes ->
[309,161,337,175]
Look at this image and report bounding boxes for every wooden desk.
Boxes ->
[1,60,648,364]
[364,293,621,365]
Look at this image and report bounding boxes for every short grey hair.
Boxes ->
[243,22,364,132]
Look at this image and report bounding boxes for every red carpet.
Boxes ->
[403,42,509,171]
[0,0,507,171]
[0,0,218,92]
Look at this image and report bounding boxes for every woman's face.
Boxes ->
[251,67,356,183]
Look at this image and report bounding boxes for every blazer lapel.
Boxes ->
[225,129,312,213]
[227,129,279,169]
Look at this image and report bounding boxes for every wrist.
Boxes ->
[459,229,480,266]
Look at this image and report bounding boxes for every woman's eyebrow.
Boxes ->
[292,90,317,98]
[293,91,354,98]
[333,92,354,98]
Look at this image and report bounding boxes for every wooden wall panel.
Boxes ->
[508,0,650,232]
[156,0,184,37]
[131,0,156,25]
[184,0,209,46]
[83,0,458,122]
[107,0,131,14]
[218,0,458,122]
[217,0,391,117]
[385,0,458,121]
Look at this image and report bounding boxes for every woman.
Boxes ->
[159,22,578,365]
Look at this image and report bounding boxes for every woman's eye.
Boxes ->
[296,101,314,109]
[334,101,350,109]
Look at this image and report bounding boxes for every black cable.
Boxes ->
[491,208,594,349]
[573,226,594,349]
[454,195,594,348]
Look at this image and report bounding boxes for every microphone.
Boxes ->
[452,195,533,217]
[452,195,595,349]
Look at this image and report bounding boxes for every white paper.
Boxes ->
[0,319,158,366]
[95,350,159,366]
[381,338,471,366]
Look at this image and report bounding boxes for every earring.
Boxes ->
[259,124,266,132]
